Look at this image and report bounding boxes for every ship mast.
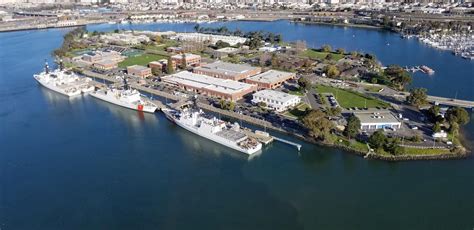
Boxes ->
[44,60,49,74]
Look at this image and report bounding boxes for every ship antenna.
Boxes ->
[44,59,49,74]
[59,59,64,71]
[123,76,129,90]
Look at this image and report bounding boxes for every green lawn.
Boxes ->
[364,86,383,92]
[302,49,344,61]
[288,88,305,96]
[315,85,389,109]
[283,103,310,119]
[402,147,451,155]
[118,53,168,68]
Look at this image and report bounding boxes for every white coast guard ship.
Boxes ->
[163,107,262,155]
[33,61,94,97]
[89,79,157,113]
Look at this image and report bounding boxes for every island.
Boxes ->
[54,26,472,161]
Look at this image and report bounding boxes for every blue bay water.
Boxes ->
[0,21,473,230]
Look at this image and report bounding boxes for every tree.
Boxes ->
[368,130,387,149]
[270,53,279,67]
[298,77,311,92]
[326,107,342,117]
[325,53,333,60]
[114,29,119,33]
[406,88,427,107]
[344,115,361,139]
[194,24,200,32]
[181,53,187,69]
[432,122,442,133]
[151,66,161,76]
[153,35,162,43]
[427,105,441,122]
[384,65,412,90]
[322,44,332,53]
[446,106,470,125]
[302,110,334,141]
[215,40,231,49]
[166,56,174,74]
[337,48,345,55]
[325,65,340,78]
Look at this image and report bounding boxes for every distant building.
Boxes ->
[252,90,301,112]
[127,65,152,78]
[161,71,257,101]
[166,46,183,53]
[193,61,261,81]
[149,59,175,72]
[74,50,124,70]
[171,33,247,46]
[93,59,118,71]
[354,111,401,131]
[213,47,240,58]
[171,53,201,68]
[245,70,296,89]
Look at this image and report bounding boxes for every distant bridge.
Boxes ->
[426,96,474,109]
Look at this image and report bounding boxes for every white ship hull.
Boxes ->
[164,110,261,155]
[34,75,82,97]
[90,91,157,113]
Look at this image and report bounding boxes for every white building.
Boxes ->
[354,111,401,131]
[171,32,247,46]
[252,90,301,112]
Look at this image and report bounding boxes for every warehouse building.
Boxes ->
[245,70,296,89]
[193,61,261,81]
[251,90,301,112]
[127,65,152,78]
[171,53,201,68]
[161,71,257,101]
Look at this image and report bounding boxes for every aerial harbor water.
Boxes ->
[0,21,473,229]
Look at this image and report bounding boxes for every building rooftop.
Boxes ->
[194,61,260,76]
[253,90,300,103]
[246,70,294,84]
[127,65,150,71]
[354,111,401,124]
[215,47,239,53]
[171,53,201,60]
[162,71,255,95]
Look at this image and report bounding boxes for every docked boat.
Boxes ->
[89,84,157,113]
[33,61,94,97]
[162,108,262,155]
[420,65,435,75]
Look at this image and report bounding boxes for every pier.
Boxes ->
[273,137,302,151]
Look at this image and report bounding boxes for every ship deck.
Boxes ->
[216,129,247,142]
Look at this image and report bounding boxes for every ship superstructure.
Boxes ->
[33,61,94,97]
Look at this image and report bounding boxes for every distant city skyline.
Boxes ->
[1,0,472,5]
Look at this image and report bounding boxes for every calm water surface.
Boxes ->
[0,22,473,230]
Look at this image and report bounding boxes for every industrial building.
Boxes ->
[251,90,301,112]
[127,65,152,78]
[161,71,257,101]
[245,70,296,89]
[171,53,201,68]
[193,61,261,81]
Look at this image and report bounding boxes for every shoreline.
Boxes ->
[291,20,386,30]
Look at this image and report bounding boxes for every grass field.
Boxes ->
[364,86,383,92]
[118,53,168,68]
[283,103,310,119]
[315,85,389,109]
[302,49,344,61]
[402,147,451,155]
